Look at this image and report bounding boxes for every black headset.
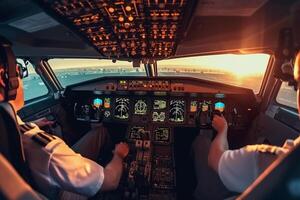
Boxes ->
[0,36,19,101]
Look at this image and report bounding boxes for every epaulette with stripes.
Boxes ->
[246,144,282,155]
[31,132,56,147]
[19,123,35,134]
[19,123,56,147]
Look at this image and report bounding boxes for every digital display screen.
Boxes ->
[190,101,197,112]
[134,100,147,115]
[152,112,165,122]
[154,128,170,142]
[93,98,103,109]
[169,100,185,122]
[129,126,145,140]
[74,103,102,122]
[114,98,130,119]
[215,102,225,112]
[104,98,111,109]
[200,101,211,112]
[153,100,166,110]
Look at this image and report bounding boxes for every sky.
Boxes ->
[48,53,270,77]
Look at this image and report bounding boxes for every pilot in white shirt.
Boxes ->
[206,51,300,195]
[17,115,105,197]
[1,59,129,199]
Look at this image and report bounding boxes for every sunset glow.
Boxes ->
[159,53,270,77]
[48,53,270,93]
[49,53,270,78]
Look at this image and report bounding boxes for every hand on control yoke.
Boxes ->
[212,114,228,135]
[113,142,129,159]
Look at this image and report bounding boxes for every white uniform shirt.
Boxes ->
[17,116,104,197]
[218,142,294,193]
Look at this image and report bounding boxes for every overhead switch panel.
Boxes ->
[39,0,192,59]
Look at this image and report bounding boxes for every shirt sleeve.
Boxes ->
[46,139,104,197]
[218,147,259,193]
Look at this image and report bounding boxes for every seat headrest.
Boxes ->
[294,51,300,82]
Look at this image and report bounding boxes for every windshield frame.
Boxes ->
[157,52,272,95]
[46,50,273,94]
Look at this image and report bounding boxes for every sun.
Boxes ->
[219,54,270,77]
[160,53,270,78]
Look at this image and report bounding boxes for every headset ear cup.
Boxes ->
[0,69,6,87]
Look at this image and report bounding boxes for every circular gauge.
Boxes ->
[134,100,147,115]
[169,100,185,122]
[114,98,130,119]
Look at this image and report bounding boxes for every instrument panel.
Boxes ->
[69,77,257,129]
[65,77,258,199]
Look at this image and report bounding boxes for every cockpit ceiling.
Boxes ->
[37,0,195,60]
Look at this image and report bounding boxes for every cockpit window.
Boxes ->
[158,53,270,93]
[48,59,146,87]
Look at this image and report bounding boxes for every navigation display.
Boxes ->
[153,100,166,110]
[114,98,130,119]
[190,101,197,112]
[152,112,166,122]
[199,100,212,126]
[200,101,211,112]
[92,98,103,109]
[134,100,147,115]
[129,126,145,140]
[74,103,102,122]
[169,100,185,122]
[154,128,170,142]
[215,102,225,113]
[104,98,111,109]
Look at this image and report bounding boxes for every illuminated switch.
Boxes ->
[108,7,114,13]
[143,140,151,149]
[118,16,124,22]
[128,15,134,22]
[125,5,132,12]
[135,140,143,149]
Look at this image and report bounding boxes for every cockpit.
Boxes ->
[1,0,300,200]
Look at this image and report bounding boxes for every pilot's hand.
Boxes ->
[212,115,228,134]
[114,142,129,159]
[32,117,55,128]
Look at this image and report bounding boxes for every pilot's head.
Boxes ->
[0,47,7,102]
[0,43,24,110]
[9,66,24,111]
[294,51,300,114]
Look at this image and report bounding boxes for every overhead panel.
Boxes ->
[38,0,192,60]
